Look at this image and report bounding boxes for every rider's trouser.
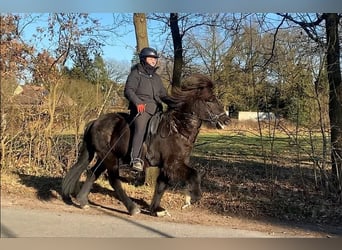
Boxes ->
[131,111,152,161]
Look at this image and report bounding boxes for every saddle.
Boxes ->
[120,111,166,165]
[121,110,180,166]
[147,111,163,135]
[145,111,176,141]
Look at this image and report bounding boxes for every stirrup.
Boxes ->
[131,158,144,172]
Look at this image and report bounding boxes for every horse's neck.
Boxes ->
[168,110,202,143]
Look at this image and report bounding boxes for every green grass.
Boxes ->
[193,129,327,167]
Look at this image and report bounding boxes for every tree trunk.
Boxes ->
[325,13,342,191]
[170,13,183,87]
[133,13,149,53]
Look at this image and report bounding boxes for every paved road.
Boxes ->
[1,206,279,238]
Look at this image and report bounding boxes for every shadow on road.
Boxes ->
[1,224,17,237]
[17,173,150,211]
[8,174,174,238]
[86,202,174,237]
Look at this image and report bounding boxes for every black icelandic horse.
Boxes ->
[62,73,230,216]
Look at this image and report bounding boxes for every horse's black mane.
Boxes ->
[166,74,214,109]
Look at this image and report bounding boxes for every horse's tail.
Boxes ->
[62,120,96,198]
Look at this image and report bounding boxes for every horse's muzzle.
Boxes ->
[216,113,230,129]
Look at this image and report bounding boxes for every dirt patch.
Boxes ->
[1,172,340,238]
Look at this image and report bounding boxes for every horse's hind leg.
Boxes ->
[149,173,169,216]
[107,168,141,215]
[76,159,106,208]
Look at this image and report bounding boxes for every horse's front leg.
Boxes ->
[188,167,202,202]
[76,159,106,208]
[150,172,169,216]
[181,166,202,209]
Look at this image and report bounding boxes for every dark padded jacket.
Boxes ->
[124,63,168,115]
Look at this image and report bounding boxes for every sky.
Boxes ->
[21,13,139,63]
[90,13,139,62]
[94,15,133,62]
[20,13,173,66]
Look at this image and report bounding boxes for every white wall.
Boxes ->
[238,111,275,121]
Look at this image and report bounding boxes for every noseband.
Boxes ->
[201,99,227,125]
[172,95,226,126]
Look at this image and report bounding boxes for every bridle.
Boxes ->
[163,94,228,139]
[200,97,227,127]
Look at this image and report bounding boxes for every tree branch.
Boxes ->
[277,13,325,45]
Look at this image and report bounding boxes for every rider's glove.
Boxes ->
[137,104,146,113]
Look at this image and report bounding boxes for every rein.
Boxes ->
[89,112,140,177]
[203,110,227,124]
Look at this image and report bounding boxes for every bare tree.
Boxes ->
[133,13,149,53]
[105,59,130,83]
[325,14,342,191]
[169,13,183,87]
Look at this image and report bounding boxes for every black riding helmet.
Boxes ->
[139,47,159,60]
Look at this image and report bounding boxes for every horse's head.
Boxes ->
[176,74,230,129]
[198,95,230,129]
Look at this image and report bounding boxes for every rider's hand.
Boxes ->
[137,104,146,113]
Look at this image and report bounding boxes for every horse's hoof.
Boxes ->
[129,206,141,216]
[78,201,90,209]
[155,210,171,217]
[181,202,191,209]
[82,204,90,210]
[182,193,191,209]
[76,196,89,209]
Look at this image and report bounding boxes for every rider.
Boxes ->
[124,47,170,172]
